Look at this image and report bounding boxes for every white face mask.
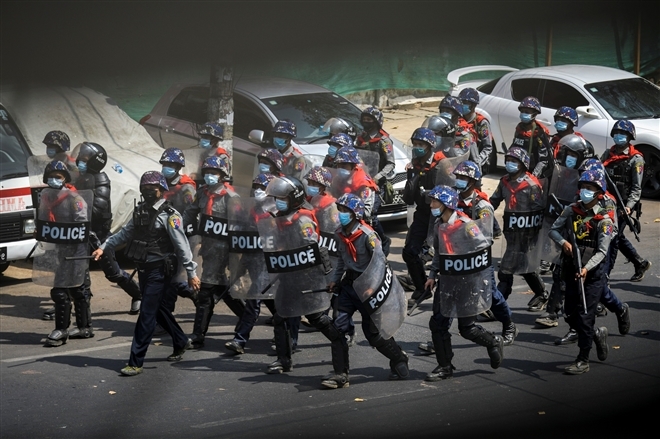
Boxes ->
[253,188,267,200]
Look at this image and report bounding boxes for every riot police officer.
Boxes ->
[43,130,74,164]
[511,96,553,178]
[92,171,200,376]
[257,149,285,177]
[322,133,353,169]
[458,88,493,173]
[270,120,308,179]
[550,106,581,158]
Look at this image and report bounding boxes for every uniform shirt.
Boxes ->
[42,186,88,223]
[601,145,644,208]
[355,129,395,182]
[549,199,617,272]
[490,172,544,212]
[458,189,494,220]
[335,167,377,218]
[461,113,493,168]
[403,151,447,212]
[510,121,552,178]
[164,173,196,215]
[331,221,380,284]
[101,199,198,279]
[428,210,488,276]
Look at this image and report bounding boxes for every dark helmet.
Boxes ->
[458,88,480,105]
[265,176,307,212]
[202,156,230,177]
[558,134,588,166]
[518,96,542,114]
[578,169,607,193]
[438,95,463,118]
[334,146,361,165]
[328,133,354,150]
[336,193,365,220]
[199,122,224,140]
[423,115,457,137]
[554,106,578,127]
[361,107,384,128]
[453,160,482,181]
[257,149,284,173]
[583,139,596,160]
[505,146,531,170]
[305,166,333,188]
[411,127,436,148]
[43,160,71,184]
[140,171,169,192]
[610,119,636,140]
[273,120,297,138]
[427,185,459,210]
[252,173,276,189]
[42,131,71,151]
[323,118,357,140]
[76,142,107,173]
[159,147,186,167]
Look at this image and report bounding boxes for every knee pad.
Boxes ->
[50,288,71,304]
[429,315,451,337]
[307,312,342,342]
[458,323,483,341]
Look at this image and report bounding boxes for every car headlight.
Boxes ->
[23,219,36,235]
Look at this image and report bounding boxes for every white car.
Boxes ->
[448,64,660,197]
[140,77,410,220]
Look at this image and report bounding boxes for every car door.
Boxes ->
[160,86,208,151]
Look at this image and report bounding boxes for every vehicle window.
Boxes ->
[261,92,363,143]
[477,77,501,95]
[234,95,272,140]
[540,80,589,110]
[511,78,543,102]
[0,107,31,180]
[167,86,209,124]
[584,78,660,120]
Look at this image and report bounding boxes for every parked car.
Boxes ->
[448,64,660,197]
[140,76,410,220]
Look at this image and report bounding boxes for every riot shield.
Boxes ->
[27,154,80,208]
[329,169,351,199]
[539,165,580,264]
[182,147,220,183]
[163,182,196,218]
[434,154,468,187]
[32,188,93,287]
[282,154,313,181]
[227,197,273,300]
[356,148,380,179]
[257,213,331,318]
[311,194,340,281]
[352,245,406,339]
[434,217,494,318]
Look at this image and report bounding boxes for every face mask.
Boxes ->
[328,145,338,158]
[362,122,375,132]
[306,186,320,197]
[259,163,272,174]
[580,188,596,204]
[46,147,58,158]
[199,138,212,149]
[462,104,471,116]
[455,179,469,190]
[555,121,569,132]
[337,168,351,177]
[519,113,534,123]
[78,161,88,174]
[273,137,288,150]
[204,174,220,186]
[431,207,442,217]
[505,161,519,174]
[141,189,159,203]
[47,178,64,189]
[439,112,453,121]
[565,156,578,169]
[613,134,628,147]
[253,188,267,200]
[338,211,353,226]
[162,166,177,179]
[412,147,427,158]
[275,199,289,212]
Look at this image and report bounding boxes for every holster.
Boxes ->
[340,269,359,286]
[125,239,148,262]
[164,255,176,278]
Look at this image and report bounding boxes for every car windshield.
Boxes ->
[261,92,363,143]
[0,106,31,180]
[584,78,660,119]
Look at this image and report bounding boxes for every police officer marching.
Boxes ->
[92,171,200,376]
[458,88,493,173]
[511,96,553,179]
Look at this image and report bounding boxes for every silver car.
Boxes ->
[140,76,409,220]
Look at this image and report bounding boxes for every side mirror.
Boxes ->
[248,129,267,145]
[575,106,602,119]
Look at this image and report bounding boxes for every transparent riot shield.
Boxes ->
[28,154,80,208]
[32,188,93,287]
[352,245,406,339]
[163,182,197,217]
[311,194,340,281]
[539,165,580,264]
[434,154,468,187]
[434,217,494,318]
[257,213,331,318]
[329,169,351,199]
[227,197,273,300]
[182,147,220,183]
[356,148,380,179]
[282,154,313,181]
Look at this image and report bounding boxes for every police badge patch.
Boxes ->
[169,215,182,229]
[301,222,315,239]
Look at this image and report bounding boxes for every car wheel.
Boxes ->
[639,145,660,198]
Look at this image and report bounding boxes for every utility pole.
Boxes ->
[208,62,234,160]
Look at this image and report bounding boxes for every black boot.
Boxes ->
[554,328,578,345]
[69,297,94,339]
[376,338,409,380]
[501,321,518,346]
[616,303,631,335]
[268,316,293,374]
[45,297,71,347]
[426,334,454,382]
[593,326,609,361]
[470,327,504,369]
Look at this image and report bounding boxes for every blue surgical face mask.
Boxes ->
[565,155,578,169]
[78,161,88,174]
[554,120,569,132]
[337,168,351,177]
[505,161,519,174]
[580,188,596,204]
[273,137,288,150]
[275,199,289,212]
[46,147,58,158]
[328,145,338,158]
[204,174,220,186]
[47,178,64,189]
[462,104,471,116]
[199,138,212,149]
[431,207,442,217]
[412,146,427,158]
[520,113,534,123]
[455,179,469,190]
[338,211,353,226]
[613,133,628,147]
[162,166,177,179]
[306,186,320,197]
[259,163,272,174]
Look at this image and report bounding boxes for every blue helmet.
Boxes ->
[439,95,463,117]
[453,160,482,180]
[427,185,459,210]
[273,120,297,137]
[202,156,230,177]
[305,166,333,188]
[328,133,354,149]
[361,107,384,128]
[578,169,607,193]
[334,146,361,165]
[458,88,480,105]
[578,158,604,174]
[257,149,284,173]
[610,119,636,140]
[159,147,186,167]
[505,146,531,170]
[518,96,542,114]
[252,173,276,189]
[336,193,365,220]
[554,106,578,127]
[411,127,436,148]
[199,122,224,140]
[140,170,169,192]
[43,160,71,184]
[42,131,71,151]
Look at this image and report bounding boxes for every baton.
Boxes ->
[407,285,432,316]
[260,283,273,295]
[302,288,330,294]
[65,256,96,260]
